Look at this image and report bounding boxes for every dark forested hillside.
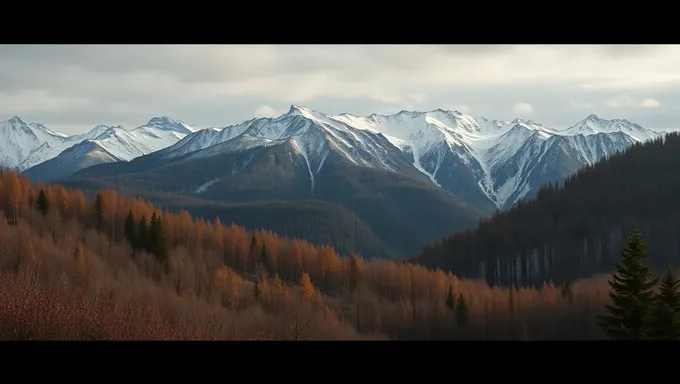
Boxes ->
[0,168,635,340]
[415,133,680,287]
[131,192,398,259]
[61,143,484,260]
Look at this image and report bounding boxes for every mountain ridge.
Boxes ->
[6,107,666,209]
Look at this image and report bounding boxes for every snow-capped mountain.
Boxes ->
[8,106,663,212]
[62,105,664,260]
[0,115,196,173]
[140,106,661,211]
[1,116,197,181]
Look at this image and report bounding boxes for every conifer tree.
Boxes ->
[456,294,469,328]
[649,268,680,340]
[35,189,49,216]
[93,192,104,230]
[598,229,658,340]
[445,285,455,311]
[123,210,136,247]
[148,212,169,266]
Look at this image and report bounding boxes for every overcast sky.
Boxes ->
[1,44,680,134]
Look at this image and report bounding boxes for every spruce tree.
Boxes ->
[35,189,49,216]
[649,268,680,340]
[93,192,104,230]
[123,210,136,247]
[598,229,658,340]
[456,294,469,328]
[445,285,455,311]
[148,213,160,256]
[149,213,169,267]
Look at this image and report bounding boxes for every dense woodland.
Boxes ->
[0,168,640,340]
[416,132,680,287]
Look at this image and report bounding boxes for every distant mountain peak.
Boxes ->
[5,116,24,125]
[147,116,177,126]
[287,104,322,116]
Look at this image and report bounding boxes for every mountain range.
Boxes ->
[0,116,196,180]
[1,106,666,259]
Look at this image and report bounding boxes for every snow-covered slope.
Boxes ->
[23,140,122,182]
[150,106,663,211]
[0,116,197,174]
[330,110,662,209]
[8,107,664,211]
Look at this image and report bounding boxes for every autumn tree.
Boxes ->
[299,272,315,300]
[92,192,104,230]
[445,285,455,311]
[35,189,49,216]
[4,171,21,223]
[649,268,680,340]
[348,252,362,293]
[456,294,469,328]
[598,229,658,340]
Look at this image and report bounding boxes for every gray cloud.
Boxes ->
[1,44,680,134]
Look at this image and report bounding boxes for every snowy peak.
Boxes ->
[7,116,24,125]
[0,116,203,172]
[562,114,659,142]
[143,116,197,134]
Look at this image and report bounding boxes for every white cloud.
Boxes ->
[254,105,284,118]
[513,102,534,116]
[2,45,680,132]
[640,98,661,108]
[604,95,662,109]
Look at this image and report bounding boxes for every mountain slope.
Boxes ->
[73,107,659,213]
[20,117,196,181]
[0,117,71,171]
[6,108,661,213]
[65,106,486,259]
[330,111,661,210]
[414,133,680,287]
[21,140,121,182]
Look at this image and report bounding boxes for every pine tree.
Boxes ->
[35,189,49,216]
[649,268,680,340]
[456,294,469,328]
[154,216,170,268]
[93,192,104,231]
[123,210,136,247]
[445,284,455,311]
[598,229,658,340]
[151,213,169,267]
